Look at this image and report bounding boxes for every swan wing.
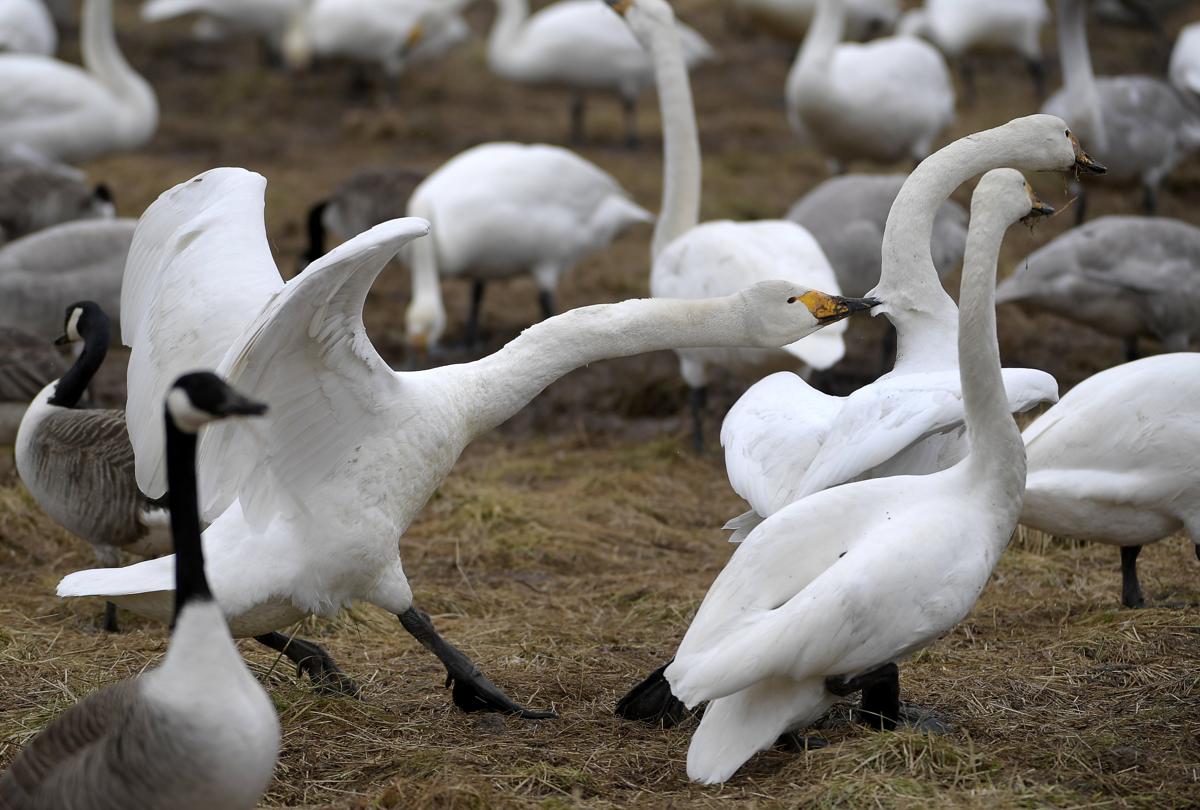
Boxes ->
[122,168,285,499]
[795,367,1057,499]
[197,217,431,527]
[720,372,842,521]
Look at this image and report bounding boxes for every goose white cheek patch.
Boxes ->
[166,388,215,434]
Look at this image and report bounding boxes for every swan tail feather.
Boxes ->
[722,509,763,543]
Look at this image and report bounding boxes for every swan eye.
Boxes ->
[787,296,797,304]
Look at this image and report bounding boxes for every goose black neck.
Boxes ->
[49,319,109,408]
[303,200,328,265]
[164,414,212,623]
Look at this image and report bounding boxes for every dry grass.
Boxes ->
[1,0,1199,807]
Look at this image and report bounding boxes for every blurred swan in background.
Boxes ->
[487,0,715,146]
[731,0,899,41]
[898,0,1048,99]
[0,326,63,444]
[0,218,135,342]
[0,0,56,55]
[663,169,1049,785]
[301,165,425,267]
[404,142,652,351]
[1170,21,1200,97]
[0,0,157,162]
[1020,353,1200,608]
[997,216,1200,360]
[786,0,955,173]
[610,0,866,450]
[1042,0,1200,217]
[141,0,303,55]
[0,145,113,246]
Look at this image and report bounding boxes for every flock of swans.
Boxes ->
[0,0,1198,803]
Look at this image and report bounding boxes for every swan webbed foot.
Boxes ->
[254,632,362,697]
[775,731,829,752]
[614,659,691,727]
[398,607,556,720]
[1120,545,1146,609]
[895,702,951,734]
[102,601,120,633]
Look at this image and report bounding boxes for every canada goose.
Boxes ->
[16,302,170,632]
[662,169,1051,785]
[486,0,715,147]
[1169,21,1200,97]
[0,0,56,55]
[785,173,967,297]
[616,116,1105,722]
[0,145,113,246]
[898,0,1049,100]
[1041,0,1200,218]
[0,326,64,444]
[609,0,868,451]
[786,0,955,173]
[0,218,135,344]
[405,142,653,351]
[997,216,1200,360]
[731,0,899,42]
[58,167,868,715]
[1,372,278,810]
[302,165,425,268]
[1020,353,1200,608]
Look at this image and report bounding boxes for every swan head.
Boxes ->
[54,301,109,347]
[405,297,447,355]
[166,372,267,435]
[604,0,675,41]
[1008,115,1106,175]
[974,169,1056,229]
[740,281,879,347]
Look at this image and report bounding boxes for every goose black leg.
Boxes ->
[1120,545,1145,608]
[255,632,361,697]
[623,96,640,149]
[398,606,556,719]
[465,280,486,348]
[538,289,556,321]
[614,660,690,727]
[690,386,708,452]
[569,93,586,145]
[827,663,900,730]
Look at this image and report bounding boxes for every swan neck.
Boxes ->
[82,0,142,97]
[793,0,844,80]
[1057,0,1104,139]
[649,20,702,260]
[958,201,1024,488]
[459,295,756,438]
[488,0,529,70]
[407,220,444,333]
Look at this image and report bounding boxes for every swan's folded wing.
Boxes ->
[795,368,1057,499]
[720,372,842,521]
[197,217,432,527]
[122,169,284,499]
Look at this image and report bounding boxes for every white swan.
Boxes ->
[0,0,157,163]
[0,0,56,55]
[786,0,955,172]
[1170,21,1200,97]
[661,169,1047,785]
[57,167,865,713]
[785,173,967,297]
[732,0,899,42]
[898,0,1048,99]
[0,145,113,246]
[282,0,469,77]
[141,0,302,54]
[0,218,135,343]
[610,0,871,450]
[1020,353,1200,608]
[997,215,1200,360]
[3,372,278,810]
[1041,0,1200,216]
[487,0,715,146]
[404,142,653,351]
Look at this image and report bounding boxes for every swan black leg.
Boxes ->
[958,57,977,107]
[623,96,640,149]
[538,289,556,321]
[102,601,119,633]
[614,660,690,727]
[1121,545,1146,608]
[827,662,900,731]
[255,632,361,697]
[1142,183,1157,215]
[398,606,556,719]
[1124,336,1140,363]
[1027,56,1046,99]
[690,385,708,452]
[569,93,587,145]
[465,280,486,348]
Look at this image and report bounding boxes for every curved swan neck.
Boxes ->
[790,0,844,83]
[456,295,759,438]
[488,0,529,72]
[647,13,702,260]
[82,0,149,103]
[1056,0,1105,144]
[958,199,1024,489]
[407,219,445,330]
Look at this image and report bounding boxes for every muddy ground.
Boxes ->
[1,1,1198,807]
